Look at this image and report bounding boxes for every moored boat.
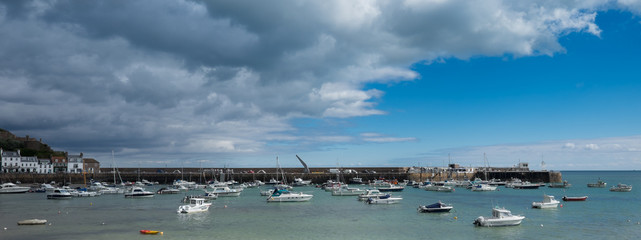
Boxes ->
[418,201,453,213]
[124,187,154,198]
[532,194,560,209]
[266,188,313,202]
[156,187,180,194]
[140,230,162,235]
[177,197,212,214]
[587,179,607,188]
[47,188,72,199]
[562,196,588,201]
[473,207,525,227]
[470,184,497,191]
[610,183,632,192]
[366,194,402,204]
[17,219,47,225]
[377,183,404,192]
[0,183,30,194]
[548,180,572,188]
[358,189,386,201]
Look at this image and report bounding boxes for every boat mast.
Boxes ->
[112,151,116,185]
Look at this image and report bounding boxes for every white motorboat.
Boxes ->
[358,189,387,201]
[292,178,312,186]
[473,207,525,227]
[124,187,154,198]
[418,201,453,213]
[69,188,99,197]
[366,194,402,204]
[267,188,313,202]
[377,183,405,192]
[17,219,47,225]
[99,187,124,194]
[423,184,455,192]
[156,187,181,194]
[470,184,497,191]
[202,191,218,200]
[177,198,212,214]
[332,185,366,196]
[260,188,275,196]
[532,194,560,209]
[209,186,242,197]
[610,183,632,192]
[47,188,72,199]
[0,183,30,194]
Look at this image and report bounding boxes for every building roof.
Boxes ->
[2,151,20,157]
[83,158,99,164]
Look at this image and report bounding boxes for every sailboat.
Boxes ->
[96,151,124,194]
[471,153,497,192]
[266,156,312,202]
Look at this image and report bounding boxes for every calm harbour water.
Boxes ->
[1,171,640,240]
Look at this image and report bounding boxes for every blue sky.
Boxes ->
[1,1,640,170]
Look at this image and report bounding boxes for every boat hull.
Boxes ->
[562,196,588,201]
[418,206,453,213]
[474,216,524,227]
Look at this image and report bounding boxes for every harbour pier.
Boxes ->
[0,167,562,185]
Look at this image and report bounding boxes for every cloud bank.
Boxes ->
[0,0,637,166]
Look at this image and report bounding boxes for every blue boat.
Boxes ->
[418,201,453,213]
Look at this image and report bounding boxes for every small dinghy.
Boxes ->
[17,219,47,225]
[562,196,588,201]
[140,230,162,235]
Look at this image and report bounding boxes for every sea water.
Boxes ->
[1,171,640,240]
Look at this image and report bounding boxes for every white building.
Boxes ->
[1,149,21,173]
[37,158,53,174]
[67,153,84,173]
[20,156,38,173]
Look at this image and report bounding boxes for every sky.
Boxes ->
[1,0,640,170]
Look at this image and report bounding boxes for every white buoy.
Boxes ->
[540,224,544,227]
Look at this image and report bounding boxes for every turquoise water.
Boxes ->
[1,171,640,240]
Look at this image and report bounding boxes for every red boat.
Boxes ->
[562,196,588,201]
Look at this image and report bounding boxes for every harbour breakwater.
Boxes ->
[0,167,562,185]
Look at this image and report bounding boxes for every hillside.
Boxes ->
[0,128,63,158]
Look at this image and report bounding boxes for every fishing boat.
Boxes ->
[366,194,402,204]
[587,179,607,188]
[473,207,525,227]
[418,201,453,213]
[331,185,366,196]
[47,188,72,199]
[124,187,154,198]
[209,185,242,197]
[548,180,572,188]
[532,194,560,209]
[610,183,632,192]
[17,219,47,225]
[0,183,30,194]
[562,196,588,201]
[511,181,541,189]
[377,183,405,192]
[177,197,212,213]
[358,189,387,201]
[470,184,497,191]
